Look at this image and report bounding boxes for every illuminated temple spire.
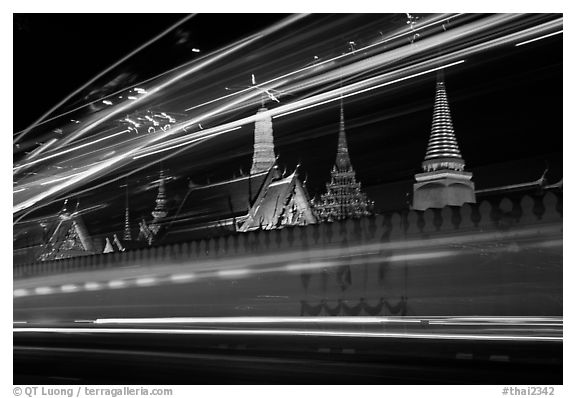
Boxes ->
[335,101,352,171]
[250,107,276,175]
[412,77,475,210]
[313,100,373,222]
[139,169,168,245]
[422,80,465,172]
[151,169,168,226]
[123,183,132,241]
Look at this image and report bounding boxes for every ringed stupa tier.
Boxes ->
[412,79,476,210]
[313,101,373,221]
[250,107,276,175]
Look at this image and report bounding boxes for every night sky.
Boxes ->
[13,13,563,242]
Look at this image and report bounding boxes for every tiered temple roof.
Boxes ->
[37,200,95,261]
[313,102,373,221]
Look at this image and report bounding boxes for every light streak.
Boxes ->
[273,60,466,119]
[94,316,422,325]
[13,188,27,194]
[40,170,88,186]
[13,129,130,171]
[169,273,196,283]
[34,287,53,295]
[184,14,464,112]
[217,269,252,278]
[27,138,58,160]
[60,284,79,293]
[135,277,157,286]
[108,280,127,289]
[131,126,241,160]
[51,14,307,152]
[13,289,29,297]
[515,30,563,46]
[12,327,562,342]
[13,14,561,216]
[13,14,197,146]
[84,282,102,291]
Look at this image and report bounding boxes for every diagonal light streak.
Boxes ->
[13,129,131,171]
[14,14,197,146]
[132,126,242,159]
[515,30,563,46]
[184,13,464,112]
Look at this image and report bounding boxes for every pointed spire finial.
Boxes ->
[123,181,132,241]
[335,98,352,171]
[421,79,465,172]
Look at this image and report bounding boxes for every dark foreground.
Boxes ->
[14,318,562,384]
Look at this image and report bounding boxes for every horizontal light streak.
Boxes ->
[93,316,432,325]
[216,269,252,278]
[60,284,79,293]
[34,286,53,295]
[13,289,29,297]
[169,273,196,283]
[135,277,157,286]
[84,282,102,291]
[12,327,562,342]
[13,188,26,194]
[108,280,127,289]
[515,30,563,46]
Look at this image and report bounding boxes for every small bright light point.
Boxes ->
[102,100,113,105]
[218,269,251,278]
[13,289,29,297]
[170,273,196,283]
[84,282,102,291]
[191,48,201,53]
[135,277,157,286]
[108,280,126,289]
[61,284,79,293]
[34,286,53,295]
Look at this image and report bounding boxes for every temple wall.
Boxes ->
[14,191,562,318]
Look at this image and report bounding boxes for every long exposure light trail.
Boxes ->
[52,14,308,151]
[13,14,197,146]
[13,129,131,171]
[184,13,464,112]
[92,316,560,325]
[515,30,563,46]
[13,17,310,213]
[12,327,561,342]
[274,60,466,119]
[132,126,242,159]
[13,14,562,217]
